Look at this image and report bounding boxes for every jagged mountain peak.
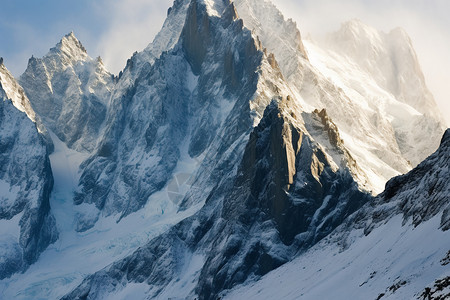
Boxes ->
[331,19,387,55]
[19,31,114,152]
[235,0,308,61]
[50,31,88,62]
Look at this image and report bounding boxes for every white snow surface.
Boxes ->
[225,214,450,300]
[0,132,202,300]
[101,251,205,300]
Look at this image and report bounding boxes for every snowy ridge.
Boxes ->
[115,0,191,94]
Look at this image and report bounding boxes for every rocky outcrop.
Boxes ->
[303,108,369,190]
[182,0,211,74]
[198,101,369,298]
[0,64,57,279]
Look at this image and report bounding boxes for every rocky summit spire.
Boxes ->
[19,31,113,152]
[51,31,88,62]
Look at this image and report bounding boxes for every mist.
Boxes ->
[271,0,450,125]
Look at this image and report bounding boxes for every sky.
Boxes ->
[0,0,448,125]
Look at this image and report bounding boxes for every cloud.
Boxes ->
[93,0,173,75]
[271,0,450,126]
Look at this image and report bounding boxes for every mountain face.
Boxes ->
[225,129,450,300]
[20,32,114,152]
[72,0,286,231]
[308,19,446,167]
[0,61,57,279]
[0,0,448,298]
[327,19,442,122]
[63,99,370,300]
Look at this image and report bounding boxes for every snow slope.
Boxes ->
[0,132,203,299]
[225,214,450,300]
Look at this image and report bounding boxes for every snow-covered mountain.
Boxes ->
[310,19,446,167]
[235,1,446,192]
[20,32,114,153]
[0,0,448,298]
[0,60,57,279]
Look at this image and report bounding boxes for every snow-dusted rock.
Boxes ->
[20,32,114,152]
[0,61,57,279]
[62,70,369,300]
